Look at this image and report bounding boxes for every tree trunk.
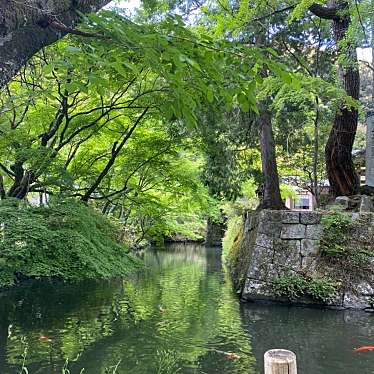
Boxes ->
[325,12,360,196]
[309,1,360,196]
[312,97,320,206]
[371,3,374,107]
[254,21,284,210]
[7,162,35,199]
[259,103,285,209]
[0,0,110,88]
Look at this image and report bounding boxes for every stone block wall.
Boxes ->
[205,218,226,247]
[238,209,374,309]
[242,210,323,302]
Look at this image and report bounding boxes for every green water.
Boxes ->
[0,244,373,373]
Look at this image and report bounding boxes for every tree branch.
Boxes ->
[308,4,341,20]
[253,5,297,22]
[81,107,149,202]
[49,20,109,39]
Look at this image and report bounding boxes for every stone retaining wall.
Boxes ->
[237,210,374,310]
[205,218,226,246]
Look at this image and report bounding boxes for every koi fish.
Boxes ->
[224,352,241,360]
[39,335,52,342]
[211,349,240,360]
[353,346,374,353]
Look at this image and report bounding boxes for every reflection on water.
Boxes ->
[0,244,254,373]
[0,244,373,373]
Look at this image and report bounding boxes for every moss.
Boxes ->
[226,214,256,292]
[222,215,243,257]
[320,212,352,256]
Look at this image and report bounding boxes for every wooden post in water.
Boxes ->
[264,349,297,374]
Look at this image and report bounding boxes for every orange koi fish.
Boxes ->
[39,335,52,342]
[353,346,374,353]
[224,352,241,360]
[211,348,241,360]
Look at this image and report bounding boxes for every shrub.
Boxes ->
[321,212,352,256]
[0,198,141,287]
[306,278,339,301]
[271,273,308,299]
[271,272,338,302]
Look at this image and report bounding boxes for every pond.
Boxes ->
[0,244,373,373]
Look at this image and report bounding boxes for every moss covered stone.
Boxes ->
[227,209,374,309]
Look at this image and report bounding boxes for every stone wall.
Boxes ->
[232,209,374,310]
[205,218,226,247]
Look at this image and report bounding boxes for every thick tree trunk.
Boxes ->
[255,22,284,210]
[0,0,110,88]
[371,5,374,106]
[309,1,360,196]
[259,103,285,209]
[312,97,320,205]
[325,13,360,196]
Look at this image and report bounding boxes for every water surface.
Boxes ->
[0,244,373,373]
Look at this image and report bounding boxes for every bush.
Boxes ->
[321,212,352,256]
[0,199,141,287]
[306,278,339,301]
[271,273,308,299]
[271,272,338,302]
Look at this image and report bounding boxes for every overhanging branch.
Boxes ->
[308,4,341,20]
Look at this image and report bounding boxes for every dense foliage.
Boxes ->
[0,199,140,286]
[320,212,374,291]
[0,0,373,284]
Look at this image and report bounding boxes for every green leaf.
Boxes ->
[206,87,214,103]
[238,92,249,112]
[66,46,81,53]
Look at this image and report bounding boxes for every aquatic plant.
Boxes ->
[156,350,181,374]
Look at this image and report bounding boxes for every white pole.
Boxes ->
[264,349,297,374]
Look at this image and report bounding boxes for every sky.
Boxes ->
[105,0,140,12]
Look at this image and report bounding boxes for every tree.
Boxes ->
[307,2,360,196]
[0,10,270,243]
[259,101,284,209]
[0,0,110,88]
